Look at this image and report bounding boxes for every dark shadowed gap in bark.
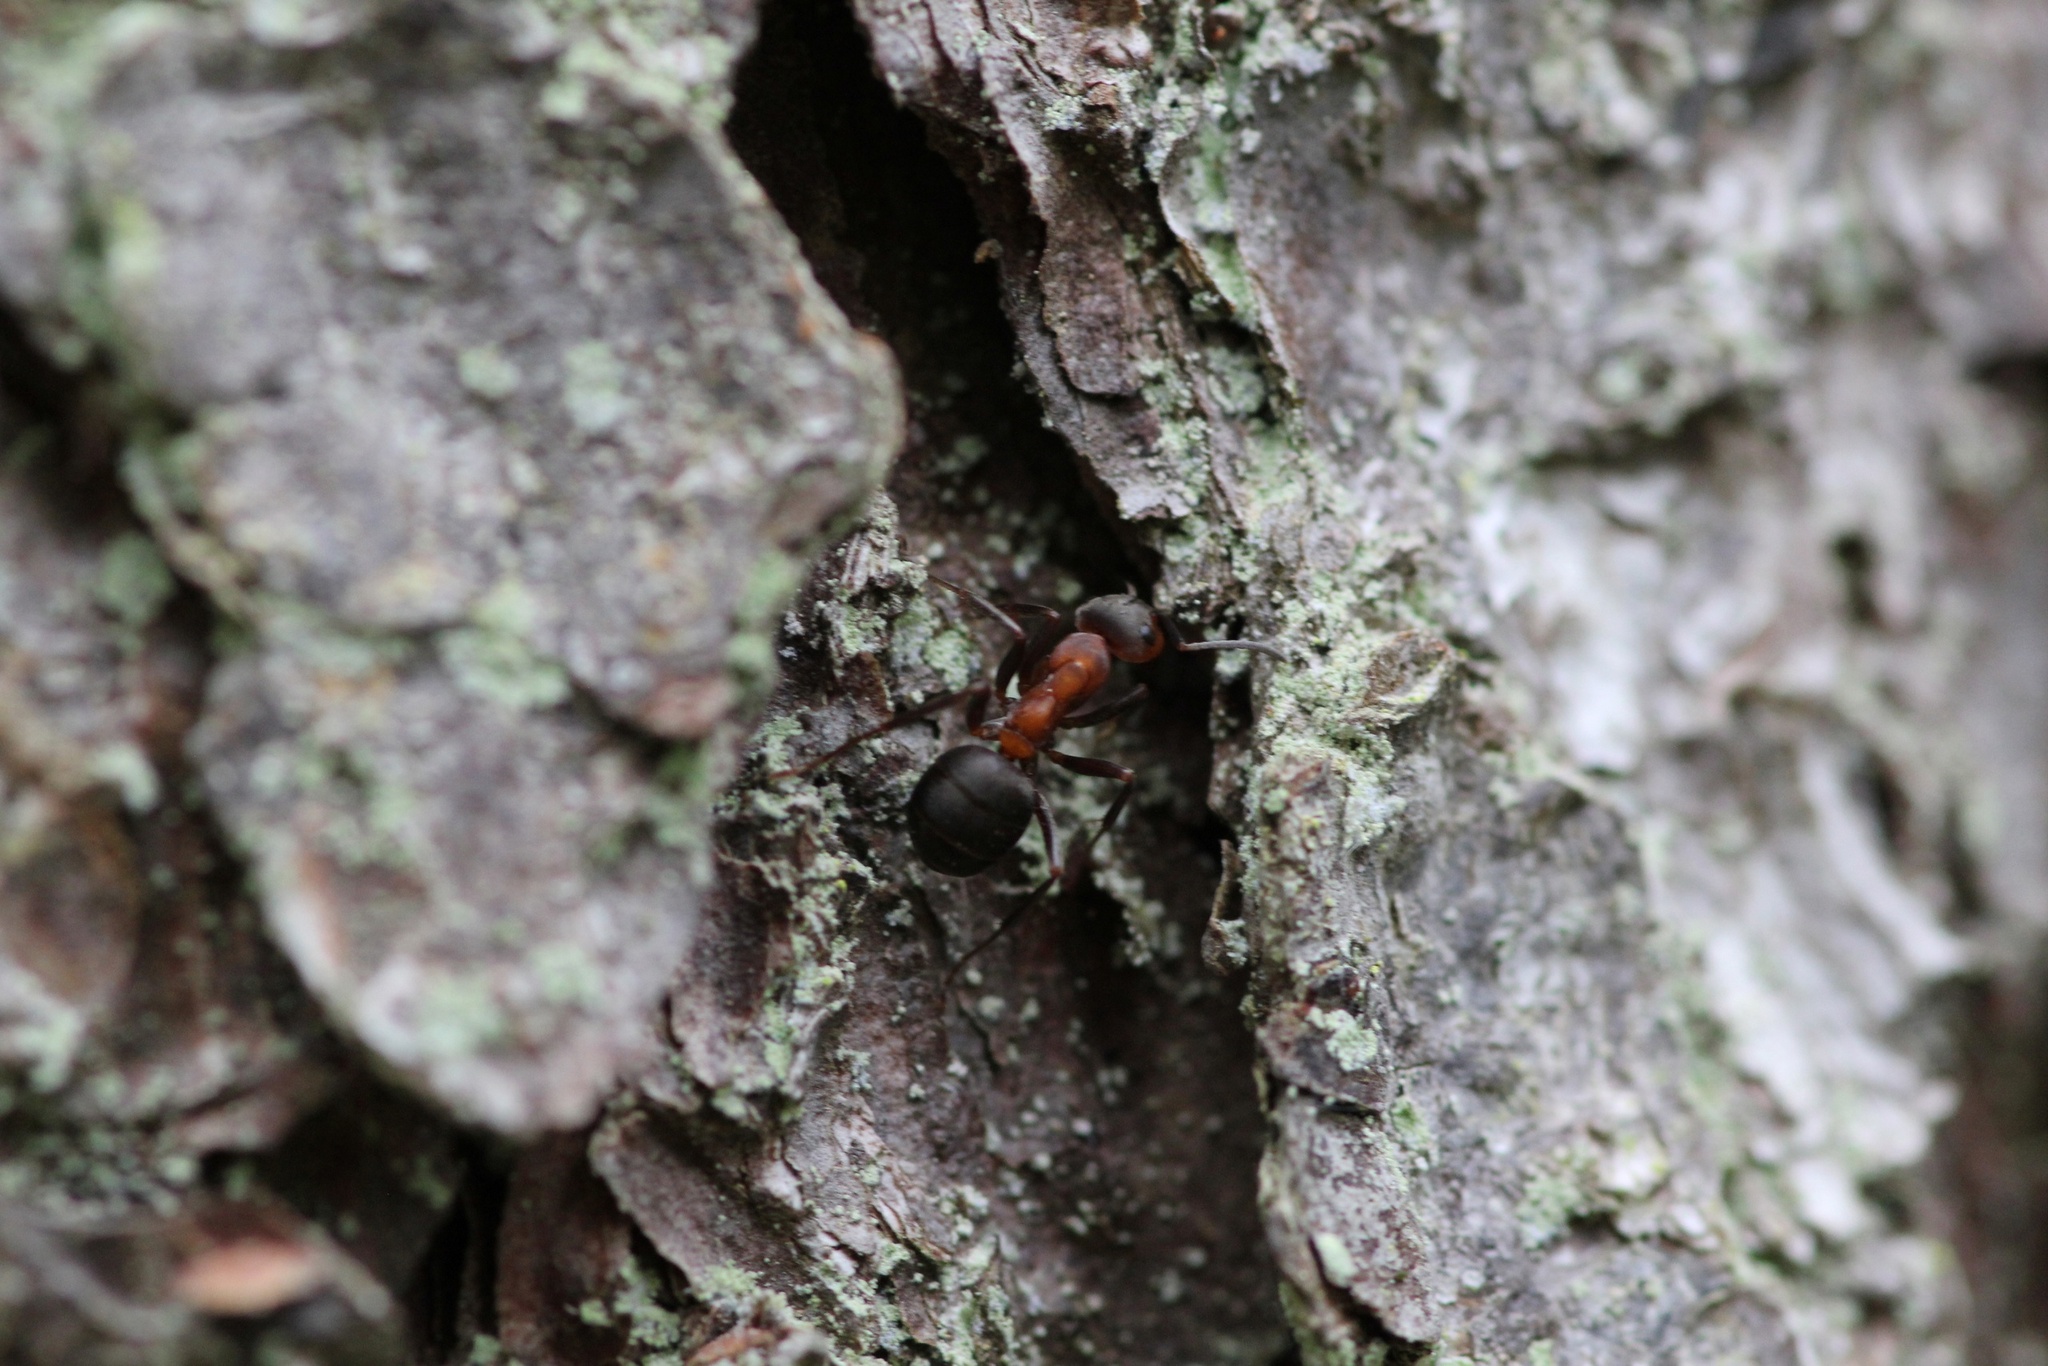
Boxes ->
[723,2,1291,1359]
[250,1074,481,1351]
[1934,356,2048,1366]
[1944,969,2048,1364]
[0,307,124,528]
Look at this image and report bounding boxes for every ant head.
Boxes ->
[1075,593,1165,663]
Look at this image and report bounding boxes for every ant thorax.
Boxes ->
[999,634,1113,758]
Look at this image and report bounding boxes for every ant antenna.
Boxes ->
[1157,613,1289,661]
[1177,638,1289,661]
[927,575,1030,642]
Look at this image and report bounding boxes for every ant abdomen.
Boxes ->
[908,745,1038,876]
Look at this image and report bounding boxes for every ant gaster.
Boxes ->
[773,576,1283,977]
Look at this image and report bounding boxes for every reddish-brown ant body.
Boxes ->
[773,576,1282,974]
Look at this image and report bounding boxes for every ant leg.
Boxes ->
[1040,747,1136,874]
[1058,683,1150,730]
[1158,612,1288,662]
[996,604,1062,698]
[932,578,1063,698]
[942,783,1060,988]
[993,640,1025,700]
[943,876,1054,988]
[767,683,989,780]
[1032,781,1063,881]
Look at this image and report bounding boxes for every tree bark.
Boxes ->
[1,0,2045,1363]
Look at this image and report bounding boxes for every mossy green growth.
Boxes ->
[1308,1006,1379,1072]
[0,1100,209,1224]
[680,766,868,1109]
[1516,1145,1602,1248]
[262,598,414,679]
[93,531,175,628]
[120,429,206,520]
[744,714,803,777]
[531,940,604,1007]
[0,0,129,48]
[413,974,510,1060]
[1091,857,1180,966]
[724,630,776,685]
[691,1261,762,1315]
[534,0,738,129]
[439,626,572,711]
[610,1251,685,1358]
[0,9,175,372]
[1278,1279,1384,1366]
[1388,1093,1436,1169]
[926,1242,1028,1366]
[457,345,523,401]
[87,740,159,811]
[562,339,632,436]
[736,550,804,630]
[886,597,979,691]
[1177,128,1261,323]
[429,581,575,713]
[101,195,164,300]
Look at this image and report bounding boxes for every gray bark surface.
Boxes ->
[0,0,2044,1363]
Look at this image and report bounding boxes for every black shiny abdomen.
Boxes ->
[908,745,1035,876]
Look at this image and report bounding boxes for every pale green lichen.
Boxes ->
[1389,1093,1437,1170]
[262,740,422,874]
[736,550,804,630]
[1312,1230,1358,1283]
[535,4,737,131]
[86,740,159,811]
[406,1152,458,1211]
[608,1251,686,1358]
[1090,855,1181,966]
[93,530,174,628]
[1307,1006,1379,1072]
[100,195,164,300]
[743,714,803,777]
[1515,1146,1603,1248]
[690,1261,762,1314]
[457,344,523,401]
[886,597,980,691]
[927,433,989,478]
[724,629,776,684]
[413,974,510,1060]
[562,339,633,436]
[261,598,413,679]
[685,764,869,1111]
[439,626,572,711]
[531,940,604,1007]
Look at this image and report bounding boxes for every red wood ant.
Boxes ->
[771,577,1282,976]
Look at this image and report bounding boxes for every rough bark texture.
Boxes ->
[1,0,2045,1364]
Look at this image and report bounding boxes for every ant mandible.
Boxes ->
[771,575,1283,977]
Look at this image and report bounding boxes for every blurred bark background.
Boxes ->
[1,0,2045,1362]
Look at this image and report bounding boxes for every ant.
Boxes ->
[771,576,1283,978]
